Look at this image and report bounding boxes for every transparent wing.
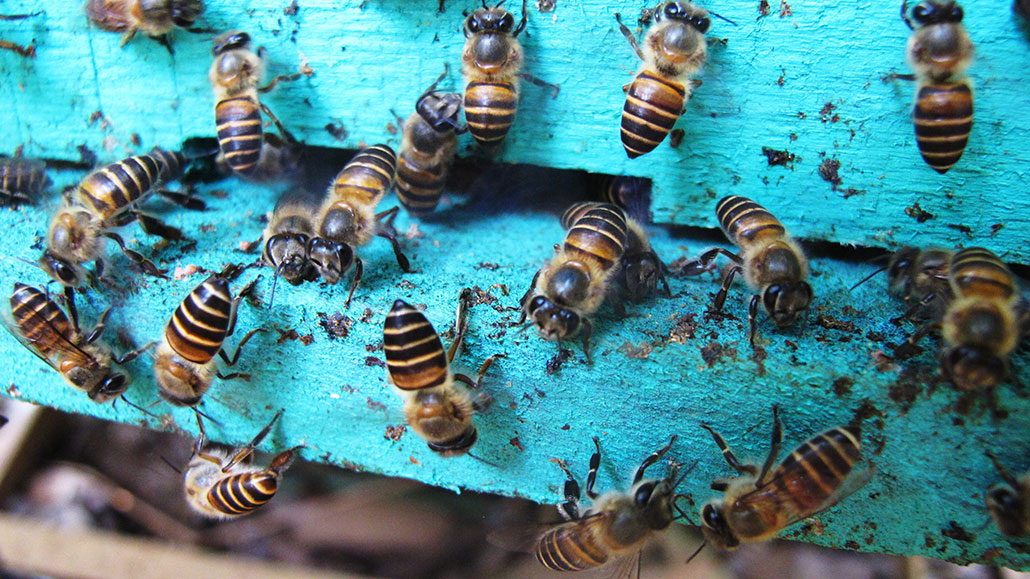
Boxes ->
[1,305,62,372]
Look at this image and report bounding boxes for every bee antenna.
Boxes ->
[159,454,183,474]
[192,405,221,427]
[685,540,707,565]
[516,320,534,334]
[849,265,889,292]
[120,395,159,418]
[707,10,737,26]
[672,459,699,488]
[672,501,696,525]
[467,451,500,467]
[11,255,44,271]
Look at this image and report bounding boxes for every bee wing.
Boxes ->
[749,460,875,529]
[1,306,63,373]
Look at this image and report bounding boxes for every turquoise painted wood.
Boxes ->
[0,1,1028,258]
[1,0,1030,569]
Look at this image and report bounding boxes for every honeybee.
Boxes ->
[40,147,188,290]
[461,0,559,151]
[86,0,204,53]
[260,188,320,302]
[153,266,263,407]
[939,247,1024,390]
[901,0,974,174]
[699,406,866,550]
[5,282,153,403]
[383,290,495,457]
[588,173,653,225]
[680,195,812,346]
[209,31,301,178]
[309,144,413,307]
[561,201,669,303]
[851,246,954,322]
[616,2,711,158]
[1017,0,1030,19]
[517,203,628,364]
[985,451,1030,537]
[184,410,300,519]
[395,69,465,216]
[536,436,688,575]
[0,157,50,205]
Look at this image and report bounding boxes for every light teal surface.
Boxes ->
[0,0,1029,569]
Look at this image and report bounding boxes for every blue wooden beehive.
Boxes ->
[1,0,1029,568]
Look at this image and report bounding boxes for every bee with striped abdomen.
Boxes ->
[5,282,153,403]
[985,451,1030,537]
[517,203,628,364]
[536,436,689,575]
[939,247,1024,390]
[616,2,711,159]
[396,68,465,216]
[680,195,812,346]
[0,157,50,205]
[86,0,204,53]
[588,173,652,225]
[383,290,495,457]
[699,406,866,550]
[561,201,669,303]
[40,147,189,290]
[153,265,263,407]
[901,0,974,173]
[209,31,301,178]
[184,410,300,519]
[260,188,320,302]
[309,144,413,306]
[462,0,559,152]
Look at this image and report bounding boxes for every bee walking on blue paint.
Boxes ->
[87,0,204,53]
[0,157,49,205]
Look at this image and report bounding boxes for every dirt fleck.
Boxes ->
[386,122,398,135]
[365,341,383,352]
[750,345,767,376]
[618,341,653,359]
[797,111,807,119]
[905,202,935,223]
[284,0,299,15]
[298,333,314,345]
[889,365,936,412]
[946,223,972,235]
[758,0,771,17]
[990,223,1004,236]
[815,314,857,333]
[384,425,405,441]
[366,398,386,412]
[317,312,353,340]
[818,158,842,190]
[325,121,347,141]
[870,349,895,372]
[364,357,386,368]
[941,521,974,542]
[865,331,886,342]
[832,377,854,396]
[467,285,499,307]
[510,437,524,452]
[776,69,785,86]
[396,279,417,290]
[276,328,300,344]
[546,348,573,375]
[404,222,425,239]
[475,262,500,270]
[844,540,860,550]
[667,313,697,343]
[76,144,97,167]
[700,341,737,367]
[779,0,793,16]
[841,188,864,199]
[784,340,798,351]
[537,0,556,12]
[669,129,685,148]
[761,146,795,168]
[561,424,570,430]
[819,102,837,122]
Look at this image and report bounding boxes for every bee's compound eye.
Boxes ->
[912,2,933,22]
[696,16,711,32]
[664,2,680,17]
[949,5,963,22]
[501,13,515,31]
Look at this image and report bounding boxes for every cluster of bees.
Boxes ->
[0,0,1027,573]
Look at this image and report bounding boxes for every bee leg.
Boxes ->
[710,478,732,491]
[986,451,1022,488]
[580,318,593,366]
[344,257,364,309]
[515,270,542,319]
[102,232,169,278]
[419,64,450,101]
[712,265,743,312]
[156,188,206,211]
[900,0,914,30]
[258,73,304,95]
[517,73,560,99]
[585,437,602,499]
[632,435,677,484]
[60,285,80,333]
[891,292,937,325]
[748,294,761,348]
[447,288,473,363]
[756,405,783,486]
[679,247,741,277]
[112,341,158,365]
[119,28,138,47]
[133,211,188,242]
[84,308,112,344]
[614,13,645,61]
[512,0,528,37]
[222,409,284,472]
[649,249,673,298]
[258,103,299,145]
[155,32,175,55]
[375,207,414,273]
[268,445,302,475]
[555,462,582,521]
[217,327,267,368]
[700,423,759,476]
[905,321,940,347]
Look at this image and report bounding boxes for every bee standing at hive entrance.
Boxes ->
[40,147,190,296]
[699,406,867,550]
[851,246,954,323]
[86,0,205,53]
[383,290,495,457]
[308,144,413,307]
[588,173,652,225]
[985,451,1030,537]
[616,2,712,159]
[680,195,812,347]
[901,0,974,174]
[5,282,154,404]
[461,0,559,152]
[259,188,321,305]
[535,436,692,575]
[517,203,628,365]
[395,67,465,216]
[0,157,49,205]
[153,265,263,407]
[184,410,300,519]
[937,247,1026,390]
[209,30,303,178]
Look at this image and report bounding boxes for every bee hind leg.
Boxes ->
[701,422,758,476]
[614,13,645,61]
[102,232,169,278]
[133,211,188,242]
[756,405,783,486]
[517,73,560,99]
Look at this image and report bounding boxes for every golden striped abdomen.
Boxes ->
[207,472,278,516]
[10,283,72,358]
[464,81,517,148]
[165,276,233,364]
[0,158,48,198]
[562,203,627,272]
[536,520,611,572]
[620,70,686,159]
[77,153,163,220]
[215,95,264,176]
[950,247,1015,301]
[383,300,448,391]
[716,196,786,249]
[148,147,187,182]
[331,144,397,206]
[396,155,447,215]
[912,81,973,174]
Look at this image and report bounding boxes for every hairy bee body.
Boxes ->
[701,409,864,549]
[461,2,525,150]
[261,189,320,286]
[0,157,49,204]
[619,2,709,158]
[986,453,1030,537]
[886,246,954,321]
[41,148,184,287]
[87,0,204,48]
[904,0,974,173]
[589,174,652,225]
[383,299,482,457]
[6,283,128,402]
[940,247,1022,390]
[184,412,297,519]
[396,89,463,215]
[209,31,275,178]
